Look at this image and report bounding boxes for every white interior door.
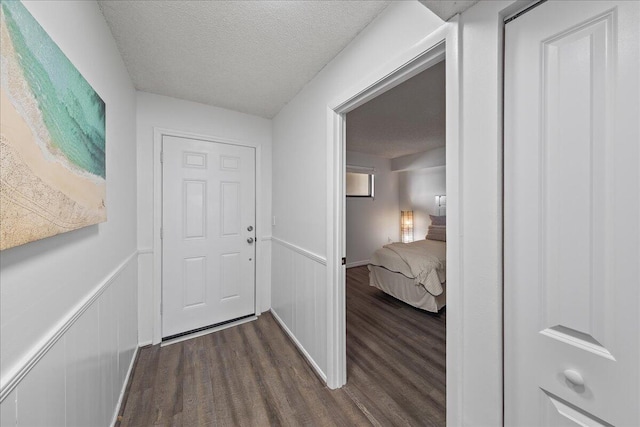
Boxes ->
[505,1,639,425]
[162,135,256,339]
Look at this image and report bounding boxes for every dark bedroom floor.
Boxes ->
[116,265,445,426]
[344,265,446,426]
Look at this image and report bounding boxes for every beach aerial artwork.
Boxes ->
[0,1,106,250]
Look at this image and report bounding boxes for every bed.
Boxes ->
[367,239,446,313]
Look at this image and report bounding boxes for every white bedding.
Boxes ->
[368,265,446,313]
[369,239,446,296]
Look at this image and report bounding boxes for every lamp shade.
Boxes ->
[401,210,414,243]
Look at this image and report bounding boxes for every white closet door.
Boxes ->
[162,135,256,338]
[505,1,639,425]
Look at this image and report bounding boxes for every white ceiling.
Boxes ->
[98,0,392,119]
[346,60,445,159]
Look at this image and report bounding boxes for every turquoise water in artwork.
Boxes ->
[2,1,106,178]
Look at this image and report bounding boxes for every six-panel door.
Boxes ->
[162,135,256,338]
[505,1,639,425]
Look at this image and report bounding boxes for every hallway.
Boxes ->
[118,266,445,426]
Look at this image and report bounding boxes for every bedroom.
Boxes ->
[344,59,447,424]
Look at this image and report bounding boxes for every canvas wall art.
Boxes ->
[0,1,106,251]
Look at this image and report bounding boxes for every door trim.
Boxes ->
[152,127,263,345]
[325,17,464,422]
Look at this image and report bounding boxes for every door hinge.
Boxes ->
[160,227,163,239]
[160,151,164,163]
[341,257,346,266]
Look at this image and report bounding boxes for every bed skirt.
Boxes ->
[368,265,446,313]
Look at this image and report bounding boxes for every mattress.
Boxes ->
[369,239,447,285]
[367,239,447,312]
[368,265,446,313]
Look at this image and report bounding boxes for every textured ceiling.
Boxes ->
[98,1,391,118]
[346,60,445,159]
[419,0,480,21]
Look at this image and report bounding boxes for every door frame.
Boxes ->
[325,18,463,419]
[151,127,263,344]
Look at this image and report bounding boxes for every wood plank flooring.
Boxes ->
[344,266,446,426]
[117,266,445,426]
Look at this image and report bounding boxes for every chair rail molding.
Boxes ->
[271,236,327,266]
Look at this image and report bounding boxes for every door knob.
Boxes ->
[247,237,254,244]
[563,369,584,387]
[247,225,253,231]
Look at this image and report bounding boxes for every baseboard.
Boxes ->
[111,345,139,427]
[346,260,369,269]
[270,309,327,382]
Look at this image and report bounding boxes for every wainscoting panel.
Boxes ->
[0,252,138,427]
[116,262,137,387]
[66,304,102,427]
[136,250,154,345]
[271,238,327,379]
[99,284,118,427]
[313,259,327,373]
[18,339,66,426]
[0,390,16,426]
[272,242,294,328]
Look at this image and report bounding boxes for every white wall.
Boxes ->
[0,1,138,425]
[345,151,399,266]
[136,91,273,344]
[391,146,445,171]
[398,165,446,240]
[271,1,444,378]
[392,147,447,241]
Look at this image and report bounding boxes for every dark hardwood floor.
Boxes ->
[344,266,446,426]
[117,266,445,426]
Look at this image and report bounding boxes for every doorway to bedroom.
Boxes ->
[342,58,447,424]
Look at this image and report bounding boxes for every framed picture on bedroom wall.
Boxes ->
[0,1,107,251]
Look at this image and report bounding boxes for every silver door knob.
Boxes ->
[563,369,584,387]
[247,225,253,231]
[247,237,254,244]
